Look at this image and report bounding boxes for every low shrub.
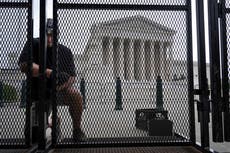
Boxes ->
[0,82,19,102]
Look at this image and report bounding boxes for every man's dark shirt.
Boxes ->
[18,38,76,100]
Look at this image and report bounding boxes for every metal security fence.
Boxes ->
[220,0,230,142]
[57,0,187,5]
[0,0,32,148]
[1,0,230,153]
[52,0,194,147]
[193,0,230,151]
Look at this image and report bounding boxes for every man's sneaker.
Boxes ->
[73,128,86,142]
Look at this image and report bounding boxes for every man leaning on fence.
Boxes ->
[18,18,86,142]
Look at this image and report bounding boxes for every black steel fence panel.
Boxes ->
[226,0,230,8]
[57,0,186,5]
[225,9,230,110]
[208,0,224,142]
[54,1,193,146]
[0,2,31,147]
[0,0,27,2]
[222,1,230,141]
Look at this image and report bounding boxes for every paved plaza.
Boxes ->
[1,100,230,152]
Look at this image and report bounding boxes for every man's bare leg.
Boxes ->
[64,88,85,141]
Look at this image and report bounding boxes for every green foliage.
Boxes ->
[1,83,19,102]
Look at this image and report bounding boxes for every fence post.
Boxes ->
[196,0,210,148]
[156,76,164,110]
[0,81,3,107]
[115,77,122,110]
[38,0,47,149]
[80,78,86,109]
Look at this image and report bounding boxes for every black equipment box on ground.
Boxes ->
[135,108,173,136]
[148,119,173,136]
[135,108,168,131]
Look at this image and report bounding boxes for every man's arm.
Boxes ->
[19,62,40,77]
[46,69,75,90]
[18,39,40,77]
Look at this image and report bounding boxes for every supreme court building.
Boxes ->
[81,15,177,82]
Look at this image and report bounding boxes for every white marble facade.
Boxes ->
[82,15,176,82]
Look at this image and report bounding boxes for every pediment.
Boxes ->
[93,15,176,35]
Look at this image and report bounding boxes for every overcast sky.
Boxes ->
[32,0,210,62]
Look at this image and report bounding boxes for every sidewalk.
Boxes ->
[1,101,230,152]
[49,146,202,153]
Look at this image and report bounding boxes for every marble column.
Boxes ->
[164,42,171,81]
[129,39,135,80]
[113,38,124,80]
[159,42,166,80]
[97,36,103,80]
[108,37,114,79]
[167,42,173,81]
[162,42,167,80]
[118,38,124,80]
[144,40,151,81]
[124,39,134,80]
[113,38,119,79]
[133,40,138,80]
[96,36,103,62]
[154,41,161,78]
[150,41,156,80]
[102,37,108,65]
[138,39,146,80]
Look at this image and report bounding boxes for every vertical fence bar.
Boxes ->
[208,0,224,142]
[186,0,195,144]
[38,0,47,150]
[196,0,210,149]
[52,0,58,146]
[25,0,33,147]
[220,0,230,142]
